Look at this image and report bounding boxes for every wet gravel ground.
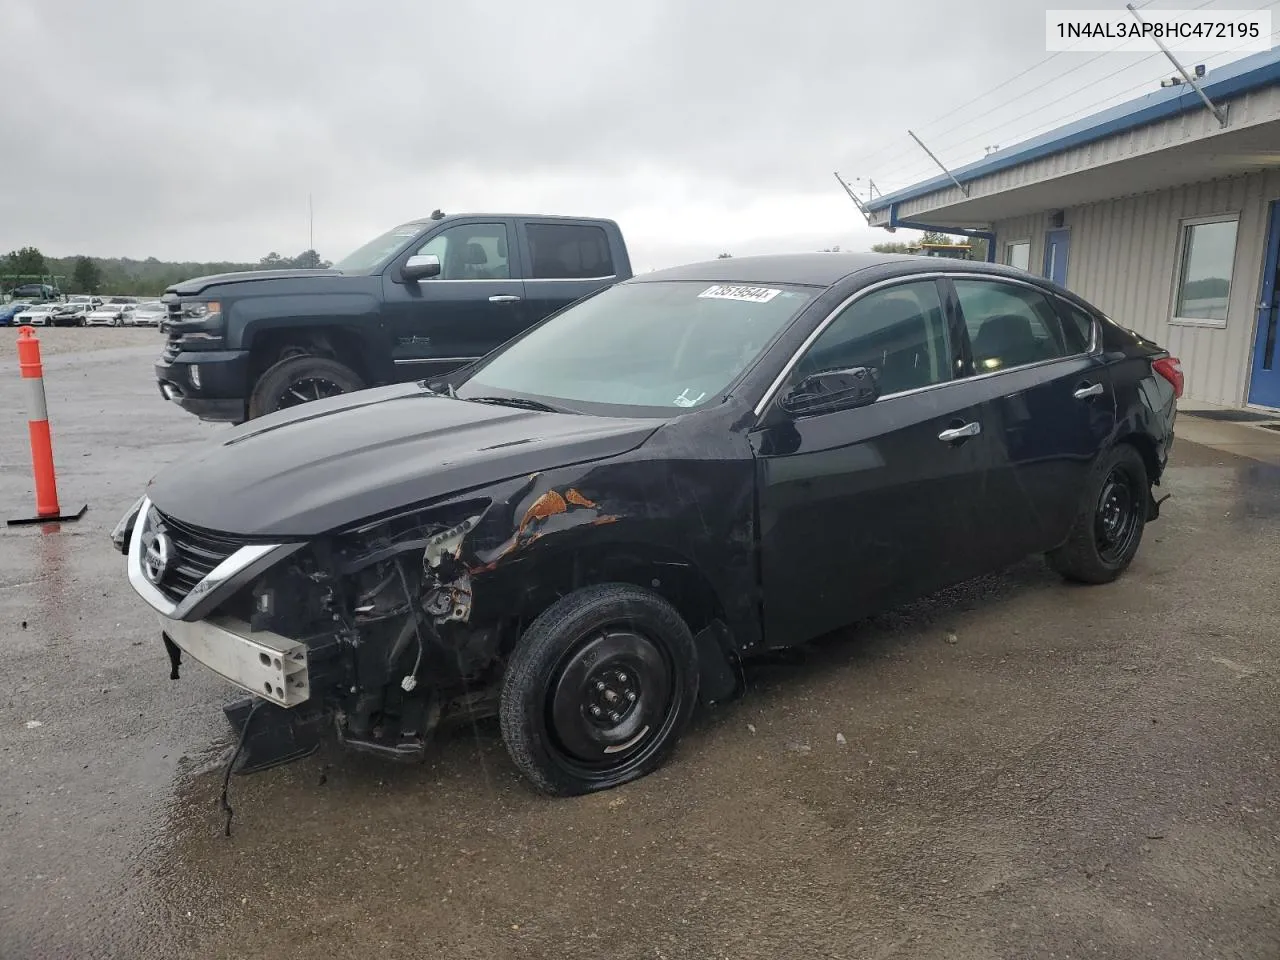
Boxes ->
[0,324,160,358]
[1,341,1278,960]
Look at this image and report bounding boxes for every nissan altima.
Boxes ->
[113,253,1181,797]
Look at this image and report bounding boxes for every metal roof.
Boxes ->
[865,45,1280,214]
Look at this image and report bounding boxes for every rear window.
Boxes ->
[525,223,615,279]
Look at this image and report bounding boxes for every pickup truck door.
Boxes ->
[381,218,527,382]
[514,218,623,324]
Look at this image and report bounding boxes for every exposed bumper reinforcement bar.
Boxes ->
[162,614,311,708]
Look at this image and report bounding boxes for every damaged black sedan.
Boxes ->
[114,253,1181,796]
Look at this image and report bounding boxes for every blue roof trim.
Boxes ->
[866,46,1280,213]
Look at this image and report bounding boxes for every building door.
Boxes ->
[1043,228,1070,287]
[1247,200,1280,410]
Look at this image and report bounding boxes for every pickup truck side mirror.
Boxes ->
[402,254,441,282]
[778,366,881,417]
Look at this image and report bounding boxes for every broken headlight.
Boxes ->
[339,501,488,627]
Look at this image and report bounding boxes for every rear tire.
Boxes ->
[499,583,700,797]
[1046,443,1149,584]
[247,354,365,419]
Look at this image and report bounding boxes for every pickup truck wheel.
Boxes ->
[248,355,365,418]
[499,583,700,797]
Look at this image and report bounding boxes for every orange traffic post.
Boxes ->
[7,326,87,526]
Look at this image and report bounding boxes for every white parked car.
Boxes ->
[86,305,131,327]
[17,304,58,326]
[129,302,165,327]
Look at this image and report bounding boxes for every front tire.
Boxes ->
[1046,443,1149,584]
[247,354,365,418]
[499,583,700,797]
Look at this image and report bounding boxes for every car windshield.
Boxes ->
[455,279,816,414]
[333,221,426,274]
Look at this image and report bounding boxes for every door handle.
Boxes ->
[488,295,521,303]
[1073,382,1104,400]
[938,421,981,443]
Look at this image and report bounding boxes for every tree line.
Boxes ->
[1,246,334,298]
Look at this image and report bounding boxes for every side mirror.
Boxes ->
[402,253,441,282]
[778,366,881,417]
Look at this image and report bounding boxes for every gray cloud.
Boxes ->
[0,0,1232,268]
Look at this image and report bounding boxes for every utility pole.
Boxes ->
[308,194,314,252]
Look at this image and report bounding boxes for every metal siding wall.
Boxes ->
[990,170,1280,406]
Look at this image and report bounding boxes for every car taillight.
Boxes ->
[1153,356,1184,399]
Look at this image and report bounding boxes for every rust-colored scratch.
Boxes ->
[519,490,567,531]
[565,488,597,509]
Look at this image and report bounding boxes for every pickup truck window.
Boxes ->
[526,222,614,279]
[415,223,512,280]
[456,279,815,413]
[334,221,425,273]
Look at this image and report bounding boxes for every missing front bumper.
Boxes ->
[161,615,311,707]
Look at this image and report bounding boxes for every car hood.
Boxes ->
[145,383,662,538]
[167,268,341,297]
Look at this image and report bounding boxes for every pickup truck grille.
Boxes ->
[152,509,246,605]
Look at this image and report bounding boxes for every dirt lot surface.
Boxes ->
[1,340,1277,960]
[0,324,160,359]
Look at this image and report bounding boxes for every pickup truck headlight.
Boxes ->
[181,300,221,320]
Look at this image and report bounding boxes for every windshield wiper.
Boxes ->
[466,395,571,414]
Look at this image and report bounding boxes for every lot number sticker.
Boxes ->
[698,284,782,304]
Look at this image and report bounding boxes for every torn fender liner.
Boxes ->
[223,696,327,775]
[694,621,745,706]
[162,633,183,680]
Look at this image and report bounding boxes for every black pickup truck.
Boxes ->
[155,213,632,423]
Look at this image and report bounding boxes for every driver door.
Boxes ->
[749,278,996,648]
[381,219,527,380]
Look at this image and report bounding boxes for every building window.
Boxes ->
[1004,240,1030,272]
[1173,216,1238,326]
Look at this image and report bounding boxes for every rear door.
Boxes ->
[381,218,526,381]
[947,276,1115,563]
[516,219,621,325]
[751,277,1000,649]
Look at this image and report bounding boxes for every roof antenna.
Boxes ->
[833,172,874,225]
[1126,3,1228,127]
[907,130,970,197]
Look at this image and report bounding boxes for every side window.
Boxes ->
[525,223,615,279]
[952,279,1071,372]
[792,281,952,397]
[415,223,511,280]
[1056,300,1095,354]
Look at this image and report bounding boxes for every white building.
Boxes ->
[865,47,1280,412]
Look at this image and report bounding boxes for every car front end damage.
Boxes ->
[114,472,643,775]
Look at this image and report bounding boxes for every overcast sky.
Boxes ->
[0,0,1269,270]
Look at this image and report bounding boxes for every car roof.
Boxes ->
[404,212,622,227]
[630,252,1062,290]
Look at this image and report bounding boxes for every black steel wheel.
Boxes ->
[1047,443,1149,584]
[247,354,365,419]
[1095,465,1140,564]
[500,583,699,796]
